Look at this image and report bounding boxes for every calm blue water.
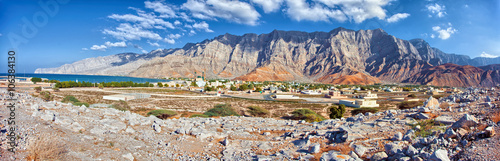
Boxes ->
[0,73,170,83]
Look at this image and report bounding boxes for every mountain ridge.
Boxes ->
[35,27,500,87]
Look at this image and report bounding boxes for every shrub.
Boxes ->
[247,106,269,117]
[112,100,130,111]
[52,87,60,92]
[27,133,67,160]
[190,114,209,118]
[291,108,325,122]
[31,77,42,84]
[147,109,177,119]
[73,102,89,107]
[329,104,346,119]
[157,82,163,87]
[62,96,79,103]
[398,101,424,109]
[411,119,445,137]
[351,107,378,116]
[39,91,53,101]
[34,86,42,93]
[204,104,240,117]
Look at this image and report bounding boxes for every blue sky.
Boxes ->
[1,0,499,72]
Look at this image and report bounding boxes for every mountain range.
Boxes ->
[35,27,500,87]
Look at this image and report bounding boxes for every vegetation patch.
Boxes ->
[147,109,177,119]
[204,104,240,117]
[62,95,89,107]
[409,119,445,137]
[350,107,378,116]
[246,106,270,117]
[329,105,346,119]
[111,100,130,111]
[190,114,210,118]
[398,101,424,110]
[291,108,325,122]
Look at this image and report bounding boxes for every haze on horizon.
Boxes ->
[1,0,499,72]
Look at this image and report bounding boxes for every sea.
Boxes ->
[0,73,170,83]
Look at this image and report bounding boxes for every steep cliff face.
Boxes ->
[130,28,435,84]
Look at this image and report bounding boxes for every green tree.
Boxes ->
[230,85,238,91]
[329,105,346,119]
[255,87,262,92]
[248,84,254,90]
[31,77,42,84]
[157,82,163,87]
[239,84,249,91]
[191,81,197,87]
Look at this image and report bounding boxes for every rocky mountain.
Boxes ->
[402,63,500,87]
[35,27,500,86]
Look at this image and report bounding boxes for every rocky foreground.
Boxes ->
[1,88,499,160]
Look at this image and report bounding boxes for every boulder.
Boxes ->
[485,127,495,137]
[321,150,351,161]
[443,128,457,139]
[329,130,349,143]
[429,149,450,161]
[354,145,367,157]
[309,143,321,154]
[434,116,455,125]
[385,143,403,156]
[408,113,430,120]
[392,132,403,141]
[424,96,440,109]
[371,152,388,161]
[405,145,418,156]
[451,114,478,129]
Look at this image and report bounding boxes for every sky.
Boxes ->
[1,0,499,72]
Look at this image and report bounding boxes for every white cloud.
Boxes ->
[432,25,457,40]
[386,13,410,23]
[189,30,196,35]
[141,49,148,53]
[103,23,163,41]
[148,42,160,47]
[82,48,88,51]
[90,45,107,51]
[164,38,176,44]
[108,11,174,29]
[285,0,391,23]
[168,34,182,39]
[104,41,127,47]
[479,52,499,58]
[426,3,446,18]
[182,0,261,26]
[430,34,435,38]
[252,0,284,13]
[174,20,181,25]
[144,1,177,18]
[192,21,214,32]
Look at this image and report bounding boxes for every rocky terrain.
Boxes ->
[35,28,500,86]
[1,88,499,160]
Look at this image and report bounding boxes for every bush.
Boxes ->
[329,104,346,119]
[27,133,67,160]
[111,100,130,111]
[157,82,163,87]
[398,101,424,109]
[190,114,209,118]
[39,91,53,101]
[52,87,60,92]
[147,109,177,119]
[291,108,325,122]
[62,96,79,103]
[31,77,42,84]
[204,104,240,117]
[73,102,89,107]
[351,107,378,116]
[34,86,42,93]
[247,106,269,117]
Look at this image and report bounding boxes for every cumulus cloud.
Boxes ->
[103,23,163,41]
[192,21,214,32]
[252,0,284,13]
[148,41,160,47]
[164,38,176,44]
[426,3,446,18]
[108,11,174,29]
[432,25,457,40]
[386,13,410,23]
[479,52,499,58]
[90,45,107,51]
[168,34,182,39]
[144,1,177,18]
[285,0,391,23]
[104,41,127,47]
[182,0,261,26]
[141,49,148,53]
[82,48,88,51]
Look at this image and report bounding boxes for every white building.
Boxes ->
[339,99,379,108]
[353,91,378,99]
[301,90,321,95]
[275,95,300,99]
